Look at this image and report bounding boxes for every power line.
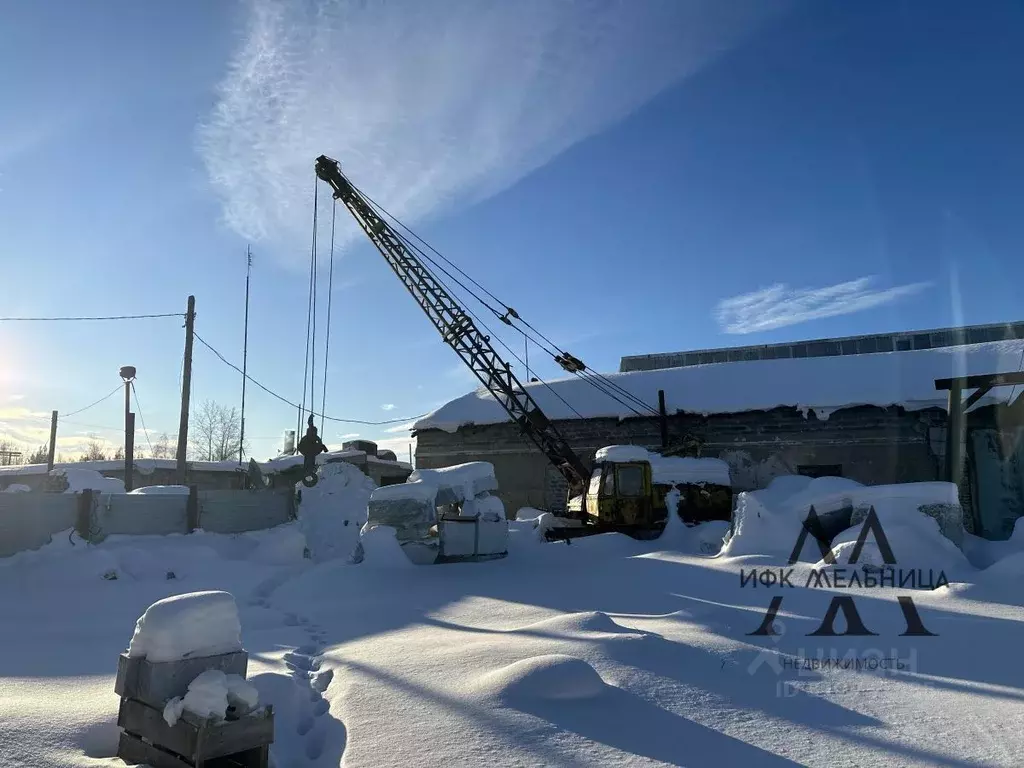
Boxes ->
[62,383,123,418]
[193,331,426,426]
[0,313,183,322]
[131,382,156,455]
[58,419,122,432]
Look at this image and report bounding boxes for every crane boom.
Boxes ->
[314,155,590,497]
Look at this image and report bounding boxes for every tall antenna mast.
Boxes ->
[239,245,252,464]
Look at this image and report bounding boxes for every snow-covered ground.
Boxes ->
[1,479,1022,766]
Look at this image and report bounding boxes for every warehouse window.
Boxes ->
[797,464,843,479]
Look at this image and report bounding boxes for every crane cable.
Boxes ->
[349,182,659,418]
[360,196,640,421]
[320,202,338,432]
[299,176,319,439]
[384,222,587,422]
[356,193,649,420]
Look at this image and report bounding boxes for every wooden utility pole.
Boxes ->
[46,410,58,471]
[176,295,196,484]
[125,412,136,491]
[121,367,137,492]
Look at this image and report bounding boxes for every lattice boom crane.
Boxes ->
[314,155,590,502]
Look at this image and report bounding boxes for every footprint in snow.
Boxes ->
[310,669,334,693]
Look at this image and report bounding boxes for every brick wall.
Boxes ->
[415,405,948,516]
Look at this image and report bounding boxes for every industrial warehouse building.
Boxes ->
[414,322,1024,541]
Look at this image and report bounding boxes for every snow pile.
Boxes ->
[163,669,260,726]
[2,484,31,493]
[297,460,376,563]
[661,490,728,554]
[962,516,1024,570]
[128,485,190,496]
[128,591,242,662]
[722,476,873,560]
[474,654,608,703]
[463,494,505,520]
[824,506,971,576]
[408,461,498,503]
[981,550,1024,579]
[594,445,651,463]
[246,524,309,566]
[724,475,972,568]
[357,525,418,568]
[416,340,1024,431]
[651,455,731,486]
[53,467,125,494]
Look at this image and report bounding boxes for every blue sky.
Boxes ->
[1,0,1022,462]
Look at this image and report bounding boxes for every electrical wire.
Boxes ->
[193,331,425,426]
[131,382,156,455]
[58,418,122,432]
[0,313,183,322]
[61,383,123,418]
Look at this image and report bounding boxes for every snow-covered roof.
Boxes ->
[414,340,1024,433]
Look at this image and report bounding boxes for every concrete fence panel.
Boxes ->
[95,495,190,538]
[0,494,79,557]
[199,490,294,534]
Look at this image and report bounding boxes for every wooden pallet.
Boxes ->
[117,698,273,767]
[114,651,273,768]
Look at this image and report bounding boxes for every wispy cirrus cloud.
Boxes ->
[715,277,931,334]
[199,0,786,262]
[380,404,396,412]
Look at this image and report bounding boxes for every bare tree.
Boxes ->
[113,445,125,461]
[79,440,107,462]
[150,432,176,459]
[190,400,247,461]
[26,445,49,465]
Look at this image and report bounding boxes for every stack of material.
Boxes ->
[365,462,509,563]
[115,591,274,767]
[365,482,440,564]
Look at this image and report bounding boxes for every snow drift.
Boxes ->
[298,461,377,563]
[722,476,970,566]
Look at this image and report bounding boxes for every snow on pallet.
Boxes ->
[116,591,273,767]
